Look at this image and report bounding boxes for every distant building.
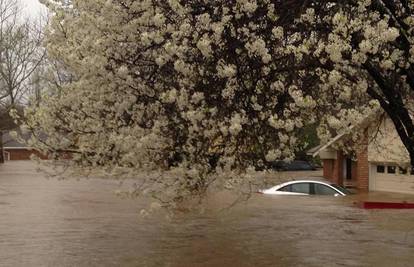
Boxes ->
[2,131,46,160]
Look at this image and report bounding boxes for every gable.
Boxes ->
[368,117,410,164]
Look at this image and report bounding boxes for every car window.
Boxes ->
[314,184,337,195]
[278,185,292,192]
[290,183,310,194]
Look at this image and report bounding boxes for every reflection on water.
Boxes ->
[0,162,414,267]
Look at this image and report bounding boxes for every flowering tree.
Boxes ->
[23,0,414,204]
[290,0,414,164]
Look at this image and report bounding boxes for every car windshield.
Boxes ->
[330,184,351,195]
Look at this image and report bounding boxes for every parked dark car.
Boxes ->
[271,160,317,171]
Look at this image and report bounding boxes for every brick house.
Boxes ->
[308,114,414,194]
[2,131,47,161]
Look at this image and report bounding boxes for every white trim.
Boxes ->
[319,149,337,159]
[3,151,10,161]
[311,125,355,157]
[369,163,374,191]
[3,147,30,150]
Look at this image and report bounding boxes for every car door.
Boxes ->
[289,183,311,195]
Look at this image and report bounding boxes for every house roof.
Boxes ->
[308,109,384,157]
[2,129,47,148]
[3,131,27,148]
[308,125,356,157]
[306,145,321,155]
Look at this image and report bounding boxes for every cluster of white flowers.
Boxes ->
[272,26,284,40]
[265,149,281,162]
[217,63,237,78]
[245,38,272,63]
[237,0,258,14]
[228,113,244,136]
[196,36,212,58]
[300,8,315,24]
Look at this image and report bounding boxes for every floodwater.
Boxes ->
[0,162,414,267]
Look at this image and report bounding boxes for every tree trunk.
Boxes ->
[363,62,414,167]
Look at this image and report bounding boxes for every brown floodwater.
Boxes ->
[0,161,414,267]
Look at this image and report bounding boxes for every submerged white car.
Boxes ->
[260,180,349,196]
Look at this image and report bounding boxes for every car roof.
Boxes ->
[272,179,333,189]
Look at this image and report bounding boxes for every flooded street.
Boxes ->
[1,162,414,267]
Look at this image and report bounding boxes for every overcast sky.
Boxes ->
[22,0,47,18]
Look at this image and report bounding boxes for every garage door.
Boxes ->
[372,164,414,194]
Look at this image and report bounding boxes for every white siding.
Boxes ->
[368,117,410,164]
[371,164,414,194]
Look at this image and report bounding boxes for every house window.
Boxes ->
[387,166,396,174]
[376,165,385,173]
[399,167,407,175]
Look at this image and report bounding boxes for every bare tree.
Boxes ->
[0,0,45,163]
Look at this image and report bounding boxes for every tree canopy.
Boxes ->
[24,0,414,204]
